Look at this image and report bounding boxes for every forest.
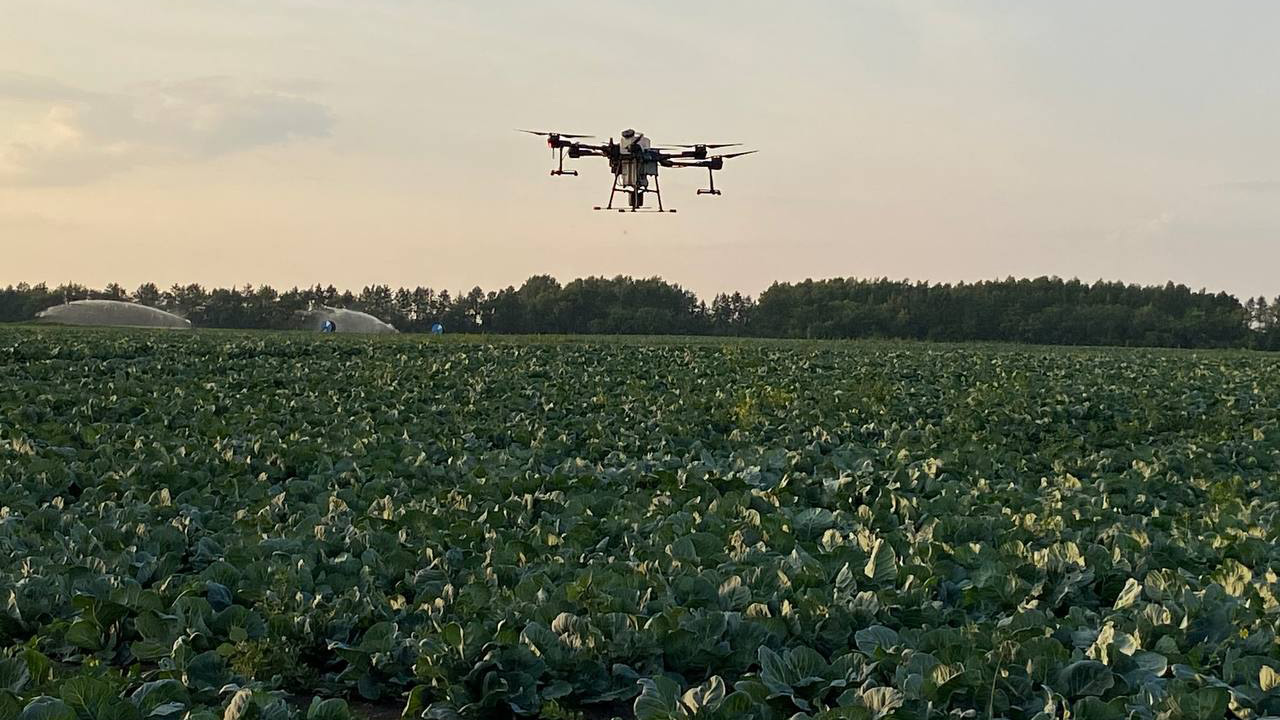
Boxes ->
[3,275,1279,350]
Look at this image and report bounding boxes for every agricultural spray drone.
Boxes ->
[519,128,755,213]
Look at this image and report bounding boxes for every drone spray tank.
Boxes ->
[616,129,656,204]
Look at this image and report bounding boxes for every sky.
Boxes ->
[2,0,1278,300]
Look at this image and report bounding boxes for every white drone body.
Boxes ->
[618,129,656,190]
[619,129,651,152]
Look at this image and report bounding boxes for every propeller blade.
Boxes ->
[667,143,742,149]
[516,129,595,138]
[717,150,758,159]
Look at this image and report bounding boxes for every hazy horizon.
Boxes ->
[0,272,1270,303]
[3,1,1278,300]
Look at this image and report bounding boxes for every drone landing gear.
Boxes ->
[550,146,578,176]
[592,206,677,213]
[593,172,676,212]
[696,166,722,196]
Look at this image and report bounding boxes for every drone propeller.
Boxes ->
[517,129,595,138]
[716,150,757,159]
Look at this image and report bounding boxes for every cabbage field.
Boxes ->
[2,327,1279,720]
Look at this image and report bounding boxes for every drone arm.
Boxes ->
[568,144,608,157]
[662,149,755,169]
[548,143,613,176]
[661,158,718,169]
[656,149,705,160]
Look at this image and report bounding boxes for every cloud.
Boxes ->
[0,74,96,103]
[1108,212,1175,245]
[1211,180,1280,193]
[0,74,333,185]
[0,209,75,230]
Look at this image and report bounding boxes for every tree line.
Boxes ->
[2,275,1278,350]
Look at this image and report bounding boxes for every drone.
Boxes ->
[519,128,755,212]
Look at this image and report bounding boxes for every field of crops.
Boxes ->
[2,327,1279,720]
